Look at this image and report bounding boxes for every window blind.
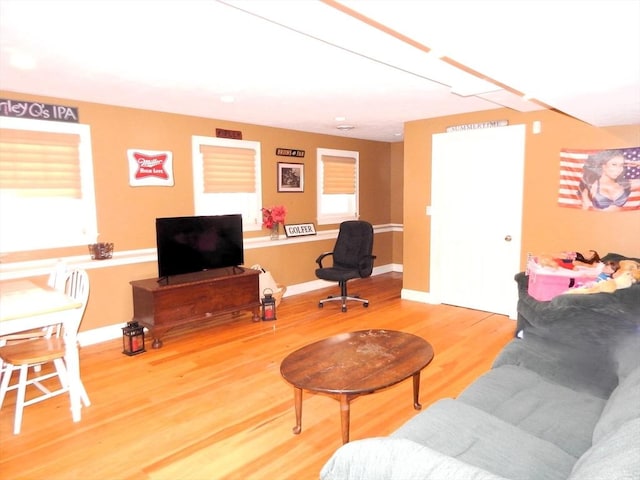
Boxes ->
[322,154,356,194]
[0,128,82,198]
[200,144,256,193]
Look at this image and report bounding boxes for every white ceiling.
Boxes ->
[1,0,638,142]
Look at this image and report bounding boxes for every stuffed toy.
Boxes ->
[613,259,640,282]
[537,253,576,270]
[566,269,636,294]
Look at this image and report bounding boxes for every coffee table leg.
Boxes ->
[292,387,302,435]
[340,394,351,444]
[413,372,422,410]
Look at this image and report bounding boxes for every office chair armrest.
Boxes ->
[358,255,377,277]
[316,252,334,268]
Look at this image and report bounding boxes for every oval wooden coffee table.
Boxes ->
[280,329,434,444]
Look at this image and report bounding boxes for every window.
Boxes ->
[317,148,359,225]
[0,117,97,253]
[192,136,262,231]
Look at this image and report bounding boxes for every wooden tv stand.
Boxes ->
[130,267,260,348]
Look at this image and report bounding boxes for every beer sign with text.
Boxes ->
[0,98,79,123]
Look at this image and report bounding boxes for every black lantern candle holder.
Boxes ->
[122,321,146,356]
[261,288,277,321]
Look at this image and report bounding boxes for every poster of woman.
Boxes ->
[558,147,640,211]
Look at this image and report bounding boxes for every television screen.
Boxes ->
[155,214,244,278]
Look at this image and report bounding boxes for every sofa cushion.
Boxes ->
[458,364,605,457]
[493,336,617,398]
[592,365,640,444]
[391,398,576,480]
[568,418,640,480]
[320,437,510,480]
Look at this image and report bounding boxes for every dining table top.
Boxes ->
[0,279,82,324]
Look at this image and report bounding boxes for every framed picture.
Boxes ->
[277,162,304,192]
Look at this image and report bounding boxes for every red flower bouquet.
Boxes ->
[261,205,286,229]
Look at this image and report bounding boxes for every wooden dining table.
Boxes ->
[0,279,86,422]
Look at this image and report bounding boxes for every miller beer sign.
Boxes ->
[127,149,174,187]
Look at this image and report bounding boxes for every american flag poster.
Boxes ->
[558,147,640,211]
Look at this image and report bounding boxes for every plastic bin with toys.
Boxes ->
[526,251,604,301]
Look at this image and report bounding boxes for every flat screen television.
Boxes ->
[155,214,244,278]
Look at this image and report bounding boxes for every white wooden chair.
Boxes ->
[0,262,69,373]
[44,260,69,338]
[0,268,91,434]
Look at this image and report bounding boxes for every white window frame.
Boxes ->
[192,136,262,231]
[0,117,97,253]
[317,147,359,225]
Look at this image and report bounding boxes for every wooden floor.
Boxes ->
[0,272,516,480]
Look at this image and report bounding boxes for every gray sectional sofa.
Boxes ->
[320,255,640,480]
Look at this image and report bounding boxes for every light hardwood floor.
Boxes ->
[0,272,516,480]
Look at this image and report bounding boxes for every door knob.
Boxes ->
[504,235,512,242]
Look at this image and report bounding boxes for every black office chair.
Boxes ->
[315,220,376,312]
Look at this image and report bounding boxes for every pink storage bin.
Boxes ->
[527,259,602,301]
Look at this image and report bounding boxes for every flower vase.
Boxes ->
[270,222,280,240]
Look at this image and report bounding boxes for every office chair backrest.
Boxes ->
[333,221,374,274]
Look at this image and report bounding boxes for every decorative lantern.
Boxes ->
[261,288,277,321]
[122,321,146,356]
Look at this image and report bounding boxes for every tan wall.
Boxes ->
[1,90,399,332]
[403,108,640,293]
[9,91,638,328]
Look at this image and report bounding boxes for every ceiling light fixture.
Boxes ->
[336,124,355,131]
[220,95,235,103]
[9,50,36,70]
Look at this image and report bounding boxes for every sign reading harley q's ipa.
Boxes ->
[0,98,79,123]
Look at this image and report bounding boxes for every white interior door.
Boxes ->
[430,124,525,317]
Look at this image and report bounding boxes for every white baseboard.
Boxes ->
[78,263,404,346]
[78,323,126,347]
[400,288,437,304]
